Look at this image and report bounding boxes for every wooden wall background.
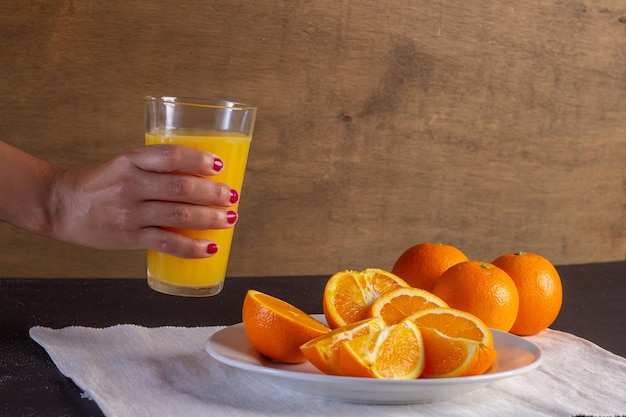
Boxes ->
[0,1,624,278]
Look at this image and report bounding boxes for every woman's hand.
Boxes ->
[50,144,239,258]
[0,141,238,258]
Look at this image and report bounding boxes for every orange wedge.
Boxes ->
[369,287,450,325]
[404,307,496,377]
[418,327,496,377]
[323,268,410,329]
[242,290,330,364]
[300,317,387,375]
[339,319,425,379]
[405,307,494,346]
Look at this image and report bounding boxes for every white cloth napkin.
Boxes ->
[30,325,626,417]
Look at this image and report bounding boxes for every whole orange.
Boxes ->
[492,252,563,336]
[431,261,520,332]
[391,243,469,291]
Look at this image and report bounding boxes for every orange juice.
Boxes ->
[145,131,251,294]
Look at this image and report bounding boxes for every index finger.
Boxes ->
[126,144,223,176]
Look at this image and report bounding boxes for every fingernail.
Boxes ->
[229,189,239,204]
[207,243,218,254]
[226,210,238,224]
[213,158,224,172]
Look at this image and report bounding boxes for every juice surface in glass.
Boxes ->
[145,131,251,293]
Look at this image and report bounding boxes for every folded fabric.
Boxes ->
[30,325,626,417]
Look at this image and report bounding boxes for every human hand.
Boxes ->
[48,144,239,258]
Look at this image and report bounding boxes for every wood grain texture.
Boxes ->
[0,1,624,278]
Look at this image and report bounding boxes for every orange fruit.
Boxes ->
[242,290,330,363]
[432,261,520,332]
[492,252,563,336]
[391,243,469,291]
[300,317,387,375]
[405,307,494,348]
[417,327,494,378]
[323,268,409,329]
[369,287,449,325]
[405,307,497,377]
[339,319,425,379]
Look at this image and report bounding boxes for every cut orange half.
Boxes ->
[369,287,450,325]
[339,319,425,379]
[300,317,387,375]
[323,268,409,329]
[242,290,330,364]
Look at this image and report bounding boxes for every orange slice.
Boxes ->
[418,327,496,377]
[300,317,387,375]
[405,307,494,346]
[339,319,425,379]
[242,290,330,364]
[369,287,450,325]
[404,307,496,377]
[323,268,410,329]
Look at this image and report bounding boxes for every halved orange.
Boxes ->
[339,319,425,379]
[323,268,409,329]
[404,307,496,377]
[369,287,450,325]
[300,317,387,375]
[242,290,330,364]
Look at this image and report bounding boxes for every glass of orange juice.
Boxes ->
[144,96,257,296]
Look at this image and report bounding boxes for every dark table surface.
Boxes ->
[1,261,625,416]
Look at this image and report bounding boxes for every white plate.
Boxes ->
[206,314,543,404]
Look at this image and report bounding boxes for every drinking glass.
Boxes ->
[144,96,257,296]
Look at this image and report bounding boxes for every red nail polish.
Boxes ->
[226,210,238,224]
[213,158,224,172]
[229,189,239,204]
[207,243,218,254]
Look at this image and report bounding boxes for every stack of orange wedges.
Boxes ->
[242,268,497,380]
